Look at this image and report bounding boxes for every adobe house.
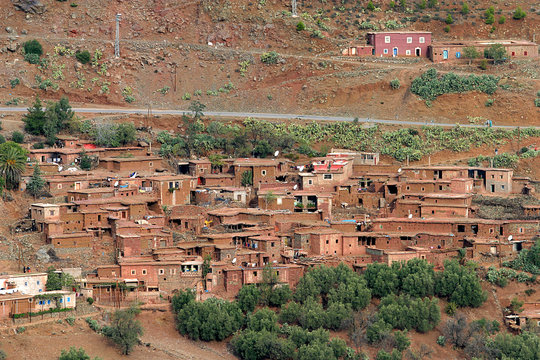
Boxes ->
[99,156,162,173]
[56,135,80,148]
[429,40,538,62]
[366,31,432,57]
[232,158,291,187]
[146,175,197,206]
[221,264,303,294]
[49,232,93,248]
[34,290,76,312]
[168,205,207,234]
[0,293,33,319]
[301,158,353,191]
[29,148,81,165]
[200,174,235,187]
[341,44,374,56]
[328,149,380,166]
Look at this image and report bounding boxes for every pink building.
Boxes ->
[367,32,432,57]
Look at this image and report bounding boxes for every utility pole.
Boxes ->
[292,0,298,17]
[115,13,122,58]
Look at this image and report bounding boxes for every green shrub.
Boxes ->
[182,92,191,100]
[25,53,40,64]
[23,39,43,56]
[12,131,24,143]
[390,79,400,90]
[86,297,94,305]
[411,68,499,101]
[85,317,101,332]
[445,14,453,24]
[445,302,458,316]
[70,2,78,7]
[437,335,446,346]
[260,51,279,64]
[75,50,91,64]
[485,99,494,107]
[444,25,450,32]
[65,316,75,325]
[461,2,469,15]
[535,98,540,107]
[296,21,306,31]
[513,7,526,19]
[10,78,20,89]
[498,15,506,24]
[479,59,488,70]
[16,326,25,334]
[367,0,375,11]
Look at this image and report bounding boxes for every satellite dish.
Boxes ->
[232,258,237,264]
[273,260,277,263]
[508,235,513,241]
[293,184,298,190]
[408,214,413,219]
[252,263,256,267]
[398,168,402,173]
[114,181,119,187]
[274,151,280,157]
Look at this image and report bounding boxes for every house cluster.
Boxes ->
[0,271,77,320]
[341,31,538,62]
[19,142,539,306]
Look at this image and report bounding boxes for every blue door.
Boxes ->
[393,48,398,56]
[443,50,448,60]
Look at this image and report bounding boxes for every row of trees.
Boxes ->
[364,259,487,308]
[23,97,74,145]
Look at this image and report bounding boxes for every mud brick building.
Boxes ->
[429,39,538,62]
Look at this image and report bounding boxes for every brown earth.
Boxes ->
[0,0,538,127]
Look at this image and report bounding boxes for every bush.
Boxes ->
[32,142,44,149]
[296,21,306,31]
[65,316,75,325]
[461,2,469,15]
[367,0,375,11]
[23,39,43,56]
[378,294,441,333]
[498,15,506,24]
[435,260,487,307]
[85,317,101,332]
[445,14,453,24]
[390,79,400,90]
[237,285,260,313]
[411,68,498,101]
[260,51,279,64]
[444,25,450,32]
[75,50,91,64]
[171,289,195,313]
[11,131,24,143]
[16,326,25,334]
[86,297,94,305]
[513,7,526,20]
[437,335,446,346]
[535,98,540,107]
[10,78,20,89]
[479,59,488,70]
[445,302,458,316]
[24,53,40,64]
[484,43,508,64]
[485,99,494,107]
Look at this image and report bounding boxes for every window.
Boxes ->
[419,37,425,43]
[501,185,505,190]
[421,187,425,192]
[519,228,523,233]
[383,49,388,54]
[335,239,339,243]
[407,37,412,44]
[385,36,390,43]
[261,170,267,176]
[406,50,411,55]
[131,270,136,275]
[406,186,410,190]
[323,174,333,180]
[326,240,329,244]
[50,210,55,216]
[142,269,147,275]
[524,51,528,56]
[58,184,62,189]
[24,282,28,286]
[253,271,258,277]
[37,281,40,285]
[500,175,503,179]
[149,162,153,167]
[159,269,164,275]
[271,242,275,247]
[457,225,465,232]
[277,197,282,205]
[67,297,71,302]
[308,179,313,185]
[169,182,174,189]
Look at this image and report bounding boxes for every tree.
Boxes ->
[484,43,507,64]
[102,306,143,355]
[209,154,225,172]
[394,330,411,351]
[0,142,27,190]
[513,7,526,20]
[11,131,24,144]
[202,254,211,278]
[79,152,93,170]
[510,297,524,313]
[171,289,195,313]
[58,347,101,360]
[46,267,74,291]
[364,262,399,298]
[188,101,206,120]
[463,46,480,65]
[296,21,306,31]
[237,285,261,313]
[445,14,453,24]
[23,97,47,135]
[461,2,469,15]
[367,0,375,11]
[116,123,137,146]
[246,307,279,332]
[264,191,277,210]
[27,164,45,198]
[241,170,253,187]
[435,260,487,307]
